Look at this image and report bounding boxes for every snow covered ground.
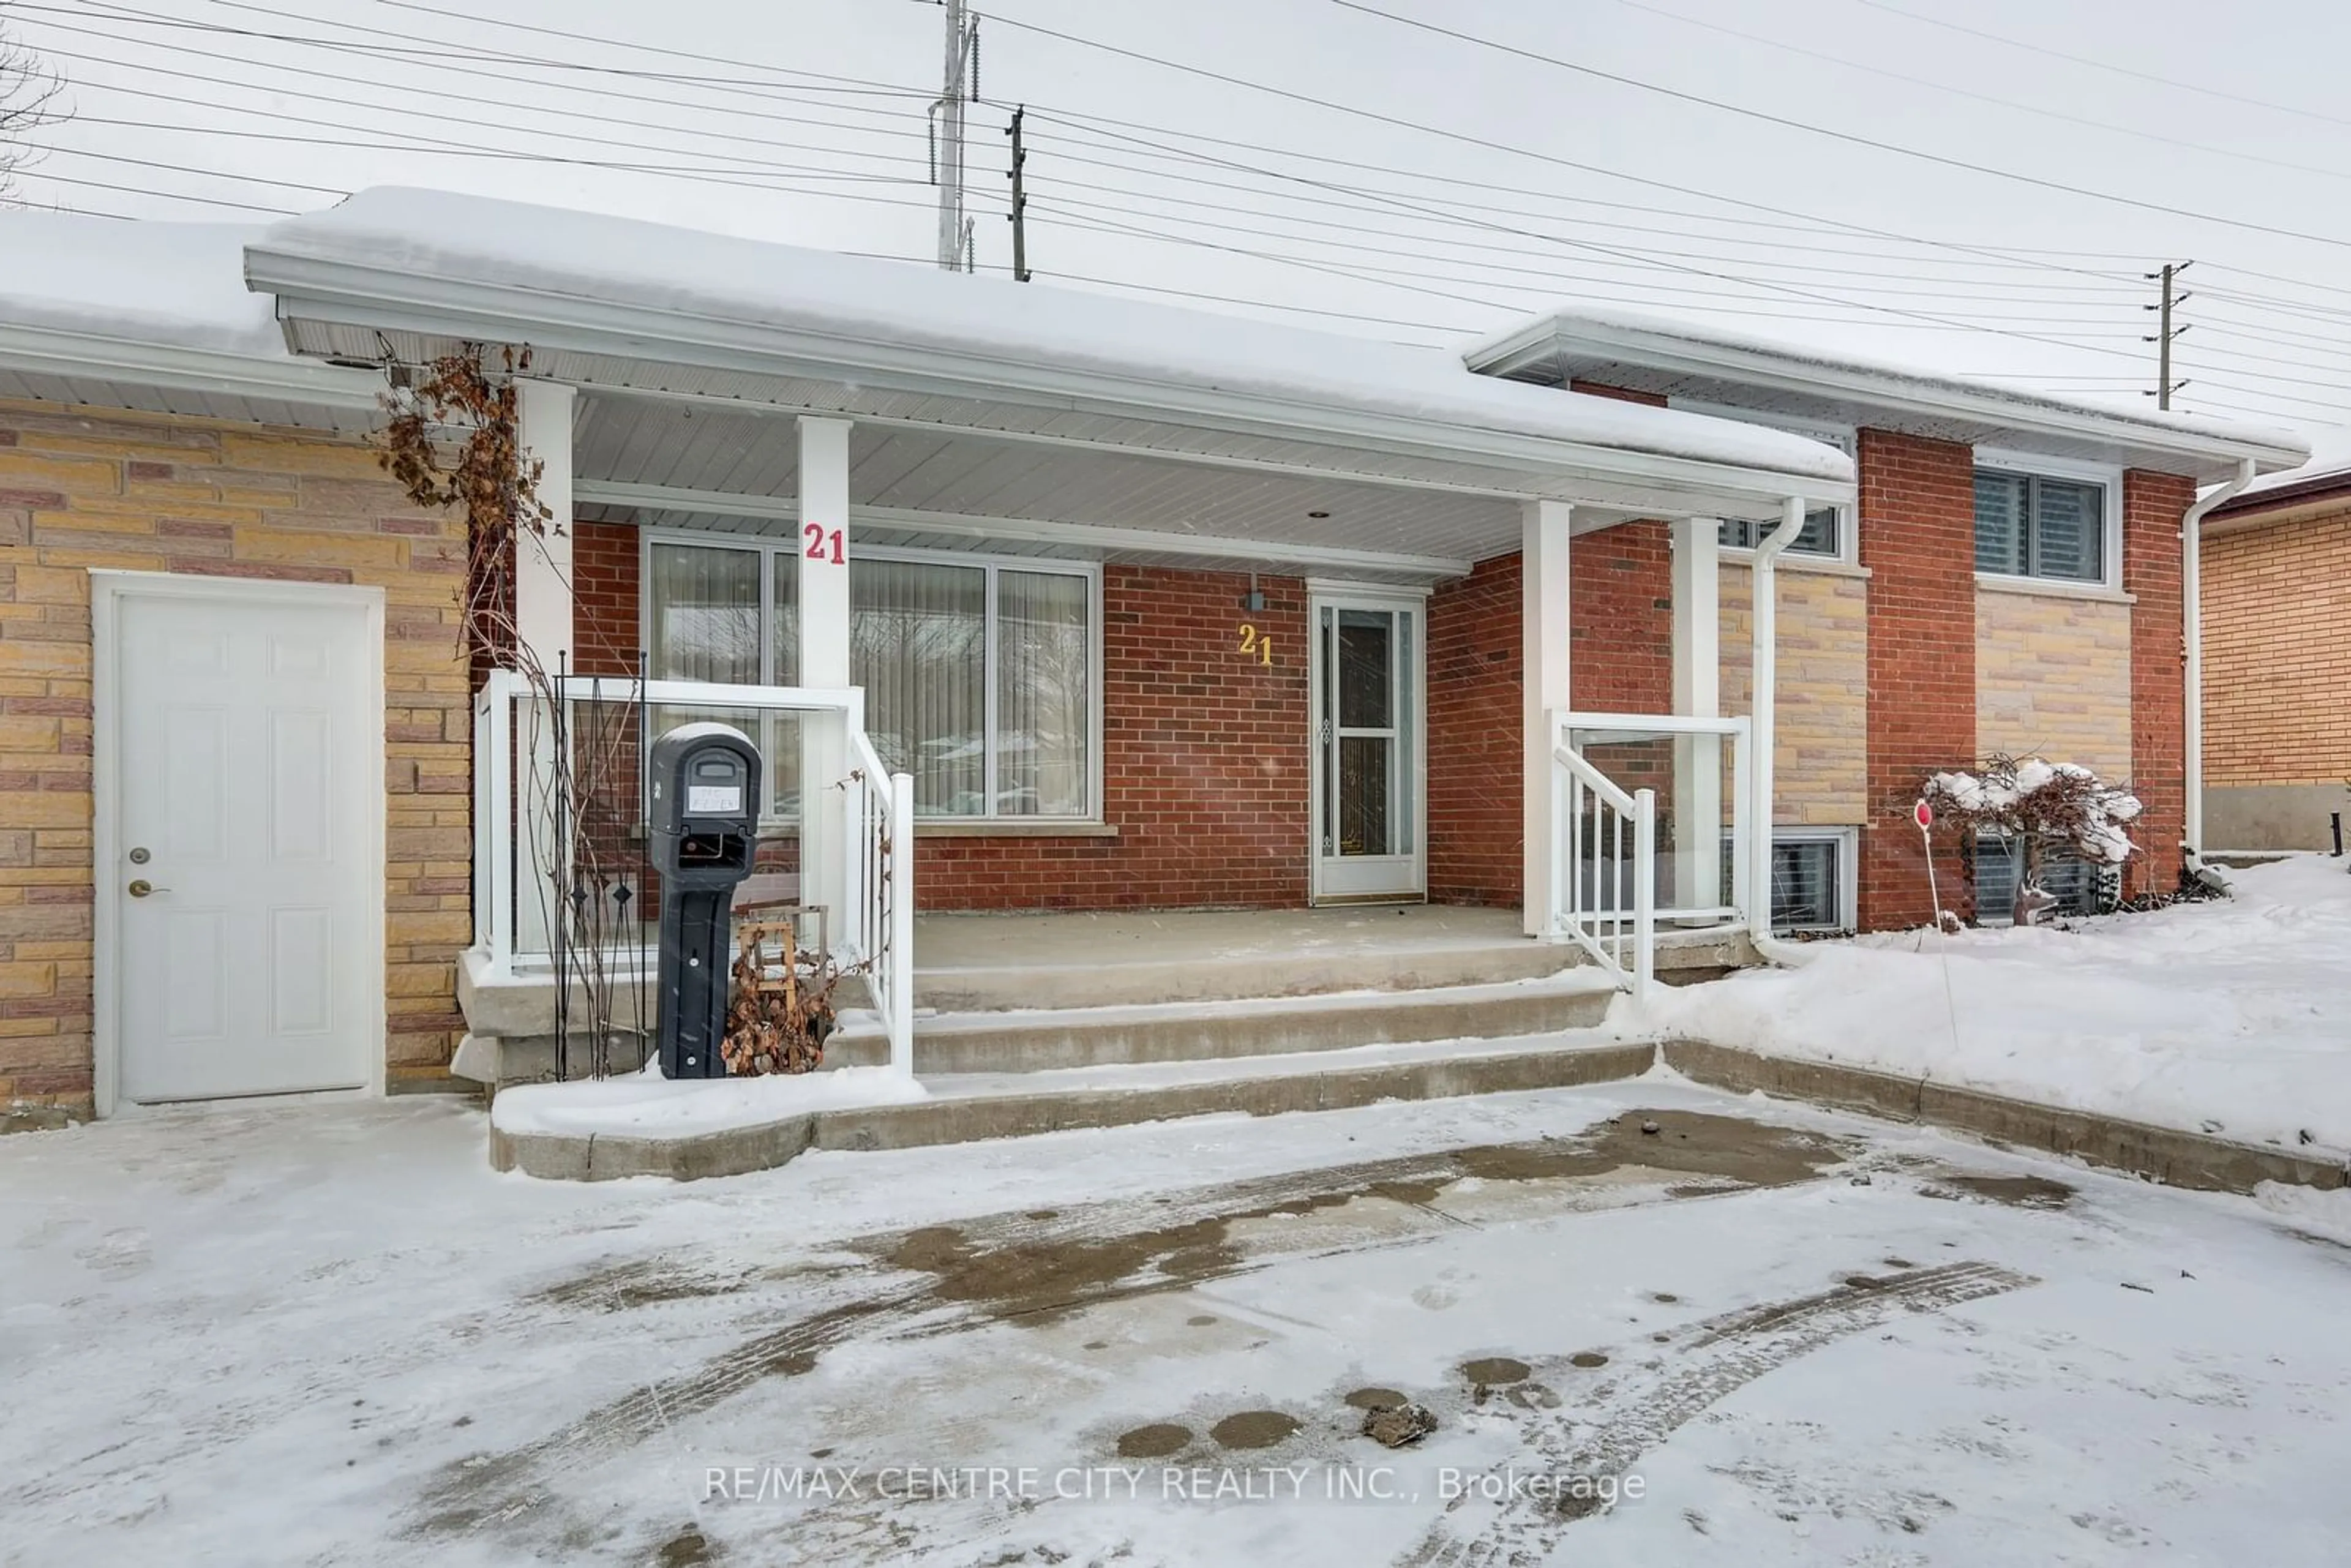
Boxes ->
[1641,855,2351,1157]
[5,1082,2350,1565]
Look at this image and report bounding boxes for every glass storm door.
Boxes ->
[1310,593,1426,902]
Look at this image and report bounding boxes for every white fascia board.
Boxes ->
[246,252,1851,513]
[0,321,381,409]
[1472,320,2309,475]
[574,478,1476,578]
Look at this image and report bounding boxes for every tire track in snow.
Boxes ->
[1401,1260,2038,1566]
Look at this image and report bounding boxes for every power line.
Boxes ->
[1845,0,2351,133]
[16,18,937,173]
[1328,0,2351,252]
[1018,125,2144,293]
[1596,0,2351,186]
[1021,176,2140,307]
[34,141,347,195]
[12,168,300,214]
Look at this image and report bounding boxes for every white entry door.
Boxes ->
[1309,590,1427,902]
[102,576,381,1108]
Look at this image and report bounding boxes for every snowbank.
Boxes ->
[250,188,1850,484]
[1639,856,2351,1155]
[0,213,288,358]
[489,1063,926,1140]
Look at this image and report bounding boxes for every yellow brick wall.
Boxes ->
[0,398,466,1116]
[1719,562,1869,825]
[2202,508,2351,787]
[1974,587,2134,780]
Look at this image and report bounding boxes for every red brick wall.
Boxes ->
[2125,468,2194,895]
[1423,523,1673,908]
[918,565,1309,909]
[1859,429,1978,928]
[572,520,639,677]
[1428,553,1521,904]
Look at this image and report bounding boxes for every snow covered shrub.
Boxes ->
[1921,756,2140,924]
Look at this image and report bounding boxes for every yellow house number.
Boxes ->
[1237,623,1275,666]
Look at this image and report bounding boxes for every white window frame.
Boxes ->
[1670,403,1860,566]
[1725,825,1859,933]
[639,528,1106,825]
[1971,447,2126,595]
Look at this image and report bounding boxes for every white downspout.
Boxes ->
[2182,457,2257,868]
[1747,495,1806,940]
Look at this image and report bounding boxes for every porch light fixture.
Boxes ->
[1239,569,1266,613]
[1307,509,1332,519]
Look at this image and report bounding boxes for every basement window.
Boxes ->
[1970,835,2118,926]
[1721,828,1856,932]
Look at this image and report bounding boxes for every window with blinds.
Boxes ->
[1971,835,2117,925]
[1721,831,1850,931]
[644,539,1097,822]
[1973,470,2107,582]
[1718,506,1842,557]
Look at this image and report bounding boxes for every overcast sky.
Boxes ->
[7,0,2350,435]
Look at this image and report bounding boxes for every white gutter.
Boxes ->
[1747,493,1807,938]
[2182,457,2259,867]
[1469,319,2306,480]
[243,253,1854,515]
[0,321,381,410]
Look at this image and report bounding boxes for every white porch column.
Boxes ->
[1671,517,1722,916]
[512,380,576,675]
[797,416,855,951]
[1522,500,1573,938]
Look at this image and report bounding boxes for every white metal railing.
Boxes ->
[1550,711,1755,995]
[472,669,917,1078]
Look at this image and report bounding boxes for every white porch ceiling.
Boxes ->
[572,392,1517,572]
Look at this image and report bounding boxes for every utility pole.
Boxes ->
[1006,103,1032,282]
[2145,260,2192,410]
[929,0,978,272]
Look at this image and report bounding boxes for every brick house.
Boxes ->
[2195,437,2351,851]
[1466,312,2301,928]
[0,191,2304,1119]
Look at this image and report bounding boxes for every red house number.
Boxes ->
[803,523,846,565]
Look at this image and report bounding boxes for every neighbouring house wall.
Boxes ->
[1974,587,2134,781]
[2201,506,2351,850]
[1858,429,1978,928]
[0,399,466,1117]
[2125,468,2194,896]
[1427,552,1520,905]
[1719,561,1869,827]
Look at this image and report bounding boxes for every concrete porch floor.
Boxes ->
[912,904,1755,1011]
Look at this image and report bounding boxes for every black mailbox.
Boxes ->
[648,722,762,1078]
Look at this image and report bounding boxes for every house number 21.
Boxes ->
[1237,623,1274,666]
[803,523,846,565]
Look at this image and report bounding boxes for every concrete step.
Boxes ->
[912,909,1757,1012]
[822,972,1622,1075]
[490,1033,1660,1180]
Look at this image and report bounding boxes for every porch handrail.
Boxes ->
[1549,737,1655,997]
[846,727,917,1077]
[473,668,918,1078]
[1553,710,1753,931]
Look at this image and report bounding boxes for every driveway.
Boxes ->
[3,1084,2347,1565]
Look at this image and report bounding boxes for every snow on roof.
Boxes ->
[250,189,1851,488]
[0,212,288,360]
[2230,424,2351,500]
[1469,304,2309,464]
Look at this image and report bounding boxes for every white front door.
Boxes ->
[1310,590,1427,903]
[102,576,381,1107]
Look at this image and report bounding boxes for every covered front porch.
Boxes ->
[242,188,1853,1077]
